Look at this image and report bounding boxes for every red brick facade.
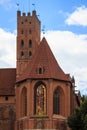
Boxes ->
[0,10,81,130]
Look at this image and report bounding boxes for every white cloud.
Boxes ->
[0,28,16,67]
[65,6,87,26]
[0,0,16,10]
[42,30,87,95]
[0,0,6,4]
[0,28,87,94]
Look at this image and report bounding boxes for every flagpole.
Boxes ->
[29,0,30,13]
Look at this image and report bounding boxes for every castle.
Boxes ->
[0,8,81,130]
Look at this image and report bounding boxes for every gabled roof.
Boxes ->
[0,68,16,96]
[16,37,70,83]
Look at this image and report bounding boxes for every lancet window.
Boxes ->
[21,87,27,117]
[53,88,60,114]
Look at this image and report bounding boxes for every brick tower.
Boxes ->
[17,10,41,77]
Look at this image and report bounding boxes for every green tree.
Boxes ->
[68,108,83,130]
[84,115,87,130]
[80,97,87,130]
[68,96,87,130]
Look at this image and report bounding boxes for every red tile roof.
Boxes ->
[17,37,70,83]
[0,68,16,96]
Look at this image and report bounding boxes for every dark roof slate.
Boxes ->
[0,68,16,96]
[17,37,70,82]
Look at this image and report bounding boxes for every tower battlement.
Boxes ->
[17,10,37,17]
[17,10,40,34]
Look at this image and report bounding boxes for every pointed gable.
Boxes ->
[16,37,70,82]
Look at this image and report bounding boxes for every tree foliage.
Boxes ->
[68,96,87,130]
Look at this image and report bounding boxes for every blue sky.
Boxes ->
[0,0,87,95]
[0,0,87,33]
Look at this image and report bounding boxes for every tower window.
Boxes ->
[29,29,32,34]
[21,51,25,59]
[21,40,24,48]
[5,96,8,101]
[25,19,27,22]
[21,21,23,24]
[53,88,60,114]
[29,51,32,59]
[29,40,32,48]
[21,30,24,34]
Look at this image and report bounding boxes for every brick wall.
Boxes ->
[0,104,15,130]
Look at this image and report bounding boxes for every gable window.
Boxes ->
[36,67,44,74]
[53,88,60,114]
[34,82,47,115]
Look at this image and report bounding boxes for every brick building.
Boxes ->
[0,9,81,130]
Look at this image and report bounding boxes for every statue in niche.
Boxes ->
[36,84,46,115]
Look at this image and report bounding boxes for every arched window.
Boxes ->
[34,82,46,115]
[21,87,27,117]
[21,51,25,59]
[53,88,60,114]
[29,39,32,48]
[39,68,43,74]
[21,40,24,48]
[29,51,32,59]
